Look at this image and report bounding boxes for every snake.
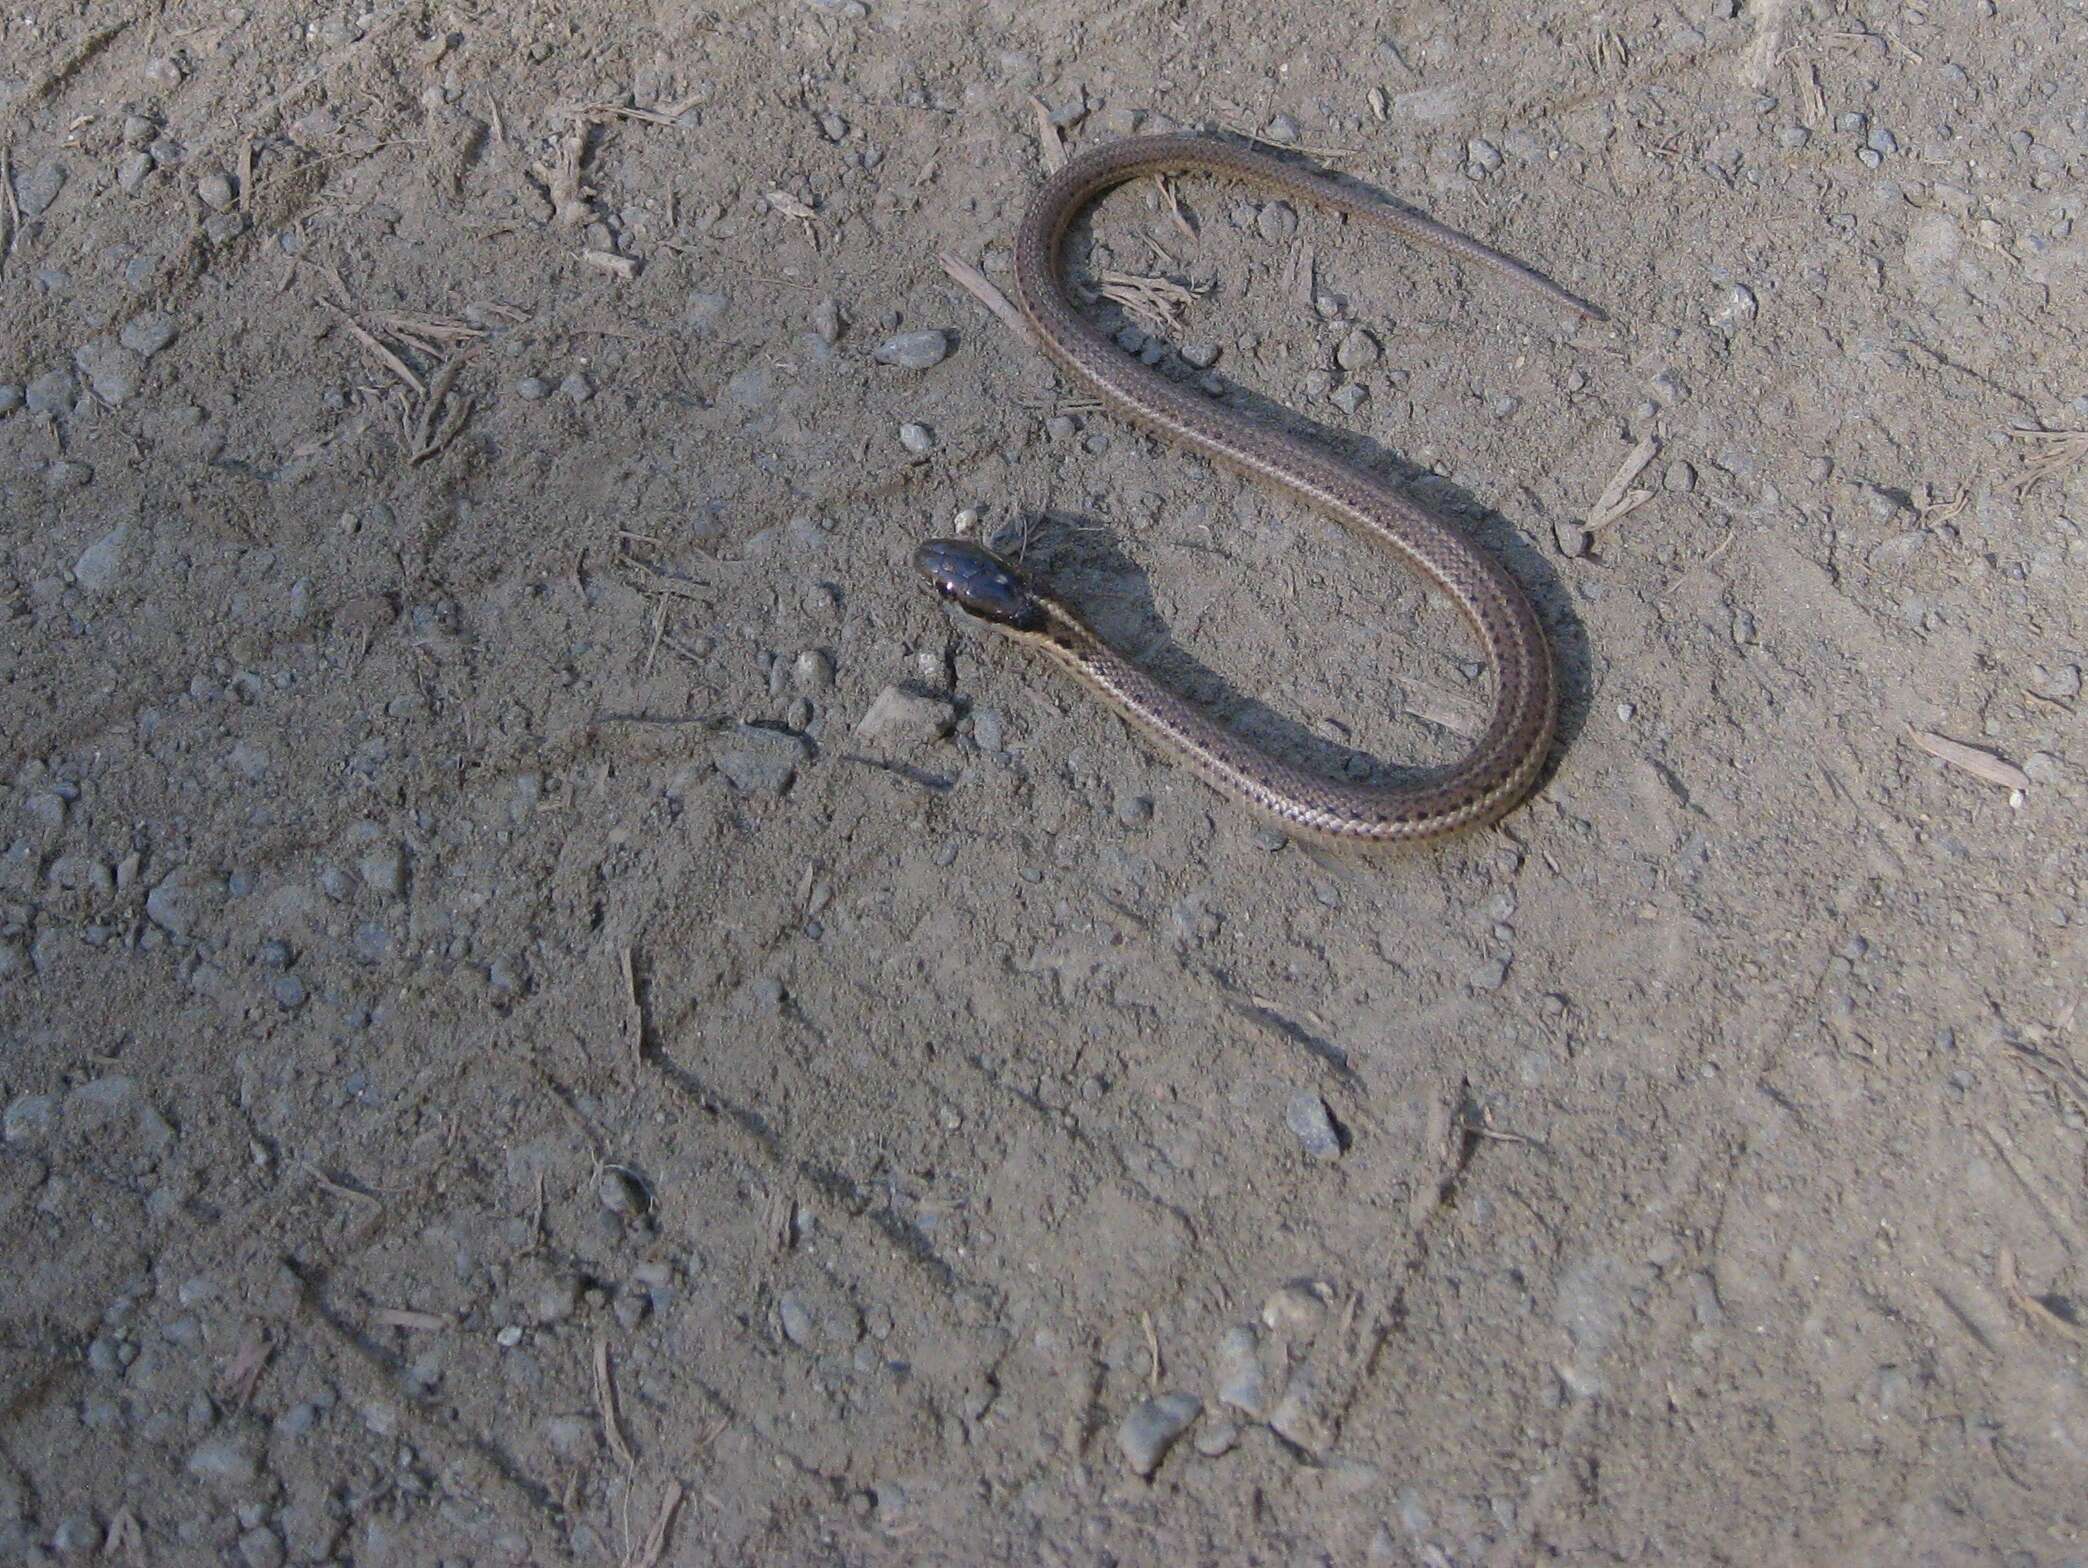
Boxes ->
[913,134,1606,843]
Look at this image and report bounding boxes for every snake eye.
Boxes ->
[913,538,1045,631]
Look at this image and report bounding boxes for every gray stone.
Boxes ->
[1117,1392,1200,1476]
[1256,202,1297,242]
[16,159,65,216]
[186,1435,259,1488]
[1286,1091,1342,1159]
[1331,383,1368,416]
[3,1093,57,1144]
[1336,327,1380,371]
[1267,1359,1332,1453]
[1214,1324,1271,1417]
[1468,957,1508,991]
[237,1525,286,1568]
[196,172,236,210]
[855,686,957,747]
[146,869,219,938]
[717,728,809,794]
[120,313,178,356]
[1664,460,1698,492]
[117,151,155,192]
[75,338,144,404]
[203,211,247,245]
[25,367,77,416]
[898,421,935,453]
[515,376,549,399]
[1554,521,1590,558]
[559,373,592,403]
[812,297,844,343]
[873,329,950,370]
[359,844,407,897]
[1467,137,1503,174]
[0,383,20,415]
[778,1292,814,1346]
[1193,1420,1240,1457]
[45,459,94,491]
[685,291,730,332]
[73,525,131,594]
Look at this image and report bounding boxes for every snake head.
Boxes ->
[913,538,1045,632]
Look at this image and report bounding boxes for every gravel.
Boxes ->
[1335,328,1380,371]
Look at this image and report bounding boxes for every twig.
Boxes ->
[2009,423,2088,496]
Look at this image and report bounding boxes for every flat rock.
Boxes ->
[717,728,810,795]
[854,686,956,747]
[1117,1392,1201,1476]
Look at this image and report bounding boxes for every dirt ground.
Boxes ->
[3,0,2085,1562]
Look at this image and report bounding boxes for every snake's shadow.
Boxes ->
[992,405,1593,798]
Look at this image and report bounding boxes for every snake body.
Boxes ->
[916,135,1603,843]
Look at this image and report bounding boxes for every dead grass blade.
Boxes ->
[1997,1247,2083,1343]
[1586,436,1659,530]
[322,300,424,396]
[1097,269,1205,336]
[623,1481,685,1568]
[595,1335,639,1471]
[1905,727,2030,792]
[938,251,1037,350]
[2009,423,2088,496]
[1029,95,1065,172]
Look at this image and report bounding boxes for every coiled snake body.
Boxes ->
[916,135,1605,844]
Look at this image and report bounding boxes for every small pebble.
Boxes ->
[778,1292,814,1347]
[117,151,155,192]
[873,329,951,370]
[1664,460,1697,492]
[792,649,834,690]
[73,525,131,595]
[898,422,935,453]
[75,338,144,405]
[1467,137,1503,175]
[515,376,550,400]
[1115,792,1153,827]
[1469,958,1509,991]
[559,373,592,404]
[271,975,307,1010]
[812,297,844,344]
[1179,341,1219,369]
[1331,383,1368,416]
[597,1167,647,1218]
[1256,202,1298,242]
[1335,328,1380,371]
[1731,608,1758,647]
[1286,1091,1342,1159]
[685,291,730,332]
[0,384,21,416]
[1553,521,1590,558]
[1262,1281,1328,1336]
[1117,1392,1201,1477]
[196,172,236,210]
